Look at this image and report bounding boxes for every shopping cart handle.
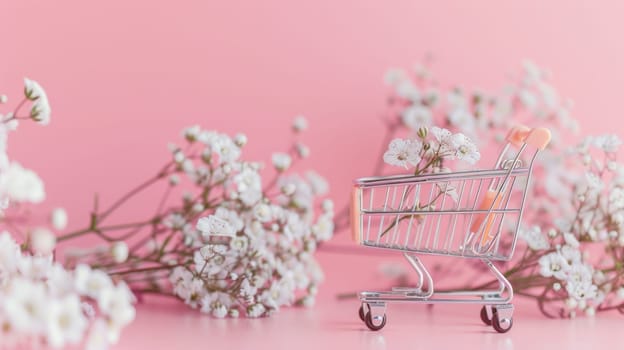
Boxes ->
[505,125,531,147]
[525,128,551,150]
[506,125,551,150]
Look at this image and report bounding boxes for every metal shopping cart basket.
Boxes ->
[351,126,551,333]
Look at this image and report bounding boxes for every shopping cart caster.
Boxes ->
[359,303,387,331]
[480,306,493,326]
[364,312,386,331]
[491,305,513,333]
[358,305,366,322]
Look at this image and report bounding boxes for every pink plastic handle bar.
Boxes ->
[505,125,531,147]
[525,127,552,150]
[351,186,361,244]
[505,125,551,150]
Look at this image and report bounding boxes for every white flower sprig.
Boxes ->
[336,60,624,318]
[0,80,135,349]
[0,233,135,349]
[383,126,480,174]
[58,117,334,319]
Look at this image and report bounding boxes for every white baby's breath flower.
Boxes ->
[0,232,20,278]
[437,182,459,203]
[593,134,622,153]
[401,105,432,131]
[233,133,247,147]
[4,277,48,333]
[233,167,262,206]
[110,242,129,263]
[50,208,68,231]
[321,199,334,213]
[29,105,51,126]
[292,116,308,132]
[0,95,7,104]
[383,68,407,86]
[272,153,292,172]
[196,215,235,237]
[84,319,110,350]
[451,133,480,164]
[211,134,241,164]
[97,283,135,339]
[30,228,56,255]
[395,80,420,101]
[296,143,310,158]
[169,174,180,186]
[0,162,45,203]
[312,214,334,241]
[230,236,248,251]
[563,233,580,248]
[246,303,266,318]
[430,126,455,155]
[520,226,550,251]
[566,279,597,301]
[448,109,475,133]
[538,252,569,280]
[585,172,603,191]
[74,265,113,299]
[182,125,201,142]
[306,171,329,196]
[383,138,423,169]
[46,295,88,348]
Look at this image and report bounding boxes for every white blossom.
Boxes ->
[538,252,569,280]
[196,215,235,237]
[30,228,56,255]
[51,208,68,231]
[593,134,621,153]
[383,138,423,168]
[233,167,262,206]
[520,226,550,250]
[272,153,292,172]
[46,295,87,348]
[451,133,480,164]
[0,162,45,203]
[292,116,308,132]
[401,105,432,130]
[110,242,129,263]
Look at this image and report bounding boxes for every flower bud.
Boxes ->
[272,153,292,172]
[417,126,428,139]
[296,143,310,158]
[51,208,68,231]
[292,115,308,132]
[281,183,296,196]
[234,133,247,147]
[111,241,129,263]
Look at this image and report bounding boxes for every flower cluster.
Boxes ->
[0,78,51,211]
[515,135,624,317]
[383,126,480,174]
[60,118,334,319]
[0,80,135,348]
[339,59,624,318]
[0,233,135,349]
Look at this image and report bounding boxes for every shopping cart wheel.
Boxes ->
[364,311,387,331]
[480,306,492,326]
[491,307,513,333]
[358,304,367,322]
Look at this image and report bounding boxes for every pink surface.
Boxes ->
[3,0,624,348]
[117,250,622,350]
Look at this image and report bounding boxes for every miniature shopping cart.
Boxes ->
[351,126,551,333]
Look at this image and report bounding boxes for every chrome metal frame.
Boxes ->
[354,139,541,333]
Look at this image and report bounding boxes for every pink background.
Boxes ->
[3,0,624,348]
